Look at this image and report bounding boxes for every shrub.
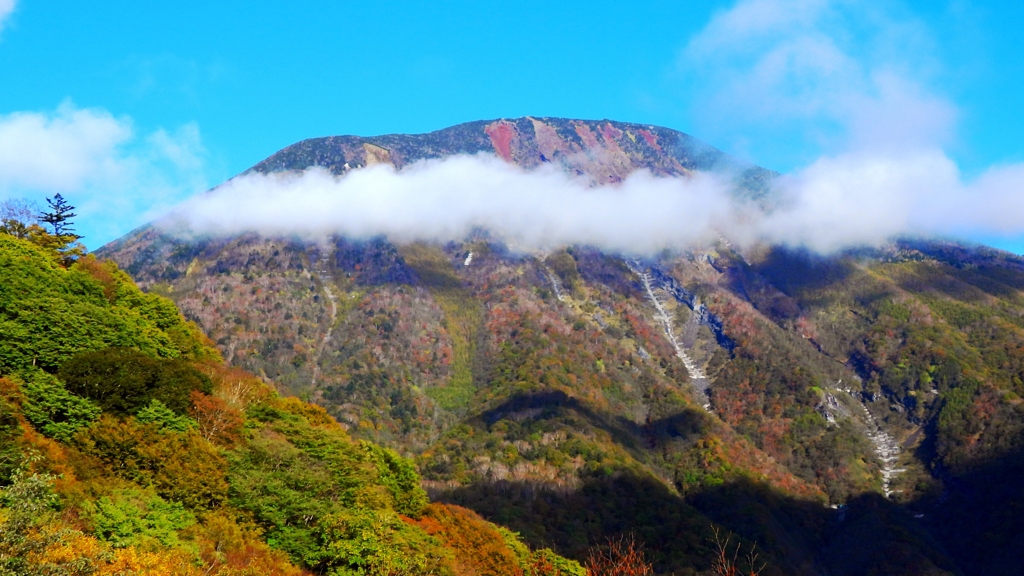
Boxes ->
[585,535,654,576]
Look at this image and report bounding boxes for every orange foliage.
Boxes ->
[189,511,308,575]
[18,424,78,484]
[74,415,229,509]
[72,254,118,302]
[0,376,24,406]
[196,362,275,411]
[407,503,524,576]
[273,395,343,429]
[24,524,202,576]
[190,390,243,446]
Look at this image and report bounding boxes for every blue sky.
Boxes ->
[0,0,1022,253]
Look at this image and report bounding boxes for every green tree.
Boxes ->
[309,508,452,576]
[19,371,101,442]
[135,399,198,433]
[84,487,196,549]
[59,347,213,416]
[0,463,66,576]
[38,194,85,265]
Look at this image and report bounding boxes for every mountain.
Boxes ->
[0,233,585,575]
[244,116,772,186]
[98,117,1024,575]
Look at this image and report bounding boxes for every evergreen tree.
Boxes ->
[37,194,85,264]
[39,194,81,240]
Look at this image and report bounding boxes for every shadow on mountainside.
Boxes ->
[437,472,723,576]
[695,481,961,576]
[473,390,711,466]
[432,391,963,575]
[921,447,1024,576]
[748,247,857,300]
[437,472,962,576]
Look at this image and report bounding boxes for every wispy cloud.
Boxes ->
[681,0,955,157]
[0,102,209,244]
[673,0,1023,252]
[0,103,133,191]
[0,0,16,34]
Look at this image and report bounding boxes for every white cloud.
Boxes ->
[749,149,1011,252]
[0,0,15,33]
[0,102,209,245]
[0,103,133,192]
[166,151,1024,256]
[168,155,734,255]
[6,0,1016,255]
[681,0,955,158]
[665,0,1023,252]
[165,0,1024,256]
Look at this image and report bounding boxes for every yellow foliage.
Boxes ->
[274,395,344,430]
[188,510,307,576]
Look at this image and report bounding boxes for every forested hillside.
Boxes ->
[0,231,586,575]
[94,117,1024,575]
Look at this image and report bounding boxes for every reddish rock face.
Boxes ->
[637,128,661,151]
[484,120,517,162]
[242,116,771,191]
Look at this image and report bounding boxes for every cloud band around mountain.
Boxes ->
[166,150,1024,255]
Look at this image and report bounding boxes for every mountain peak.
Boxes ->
[246,117,770,188]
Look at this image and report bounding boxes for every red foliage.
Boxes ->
[72,255,118,302]
[407,503,524,576]
[190,390,243,446]
[600,122,623,142]
[573,123,600,149]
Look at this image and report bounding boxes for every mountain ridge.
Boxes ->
[95,117,1024,575]
[247,117,756,174]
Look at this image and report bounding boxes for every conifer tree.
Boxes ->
[38,194,85,264]
[39,194,81,240]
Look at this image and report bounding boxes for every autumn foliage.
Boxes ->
[189,389,243,446]
[584,535,654,576]
[0,233,584,575]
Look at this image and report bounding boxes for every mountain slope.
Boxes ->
[0,233,585,575]
[97,117,1024,575]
